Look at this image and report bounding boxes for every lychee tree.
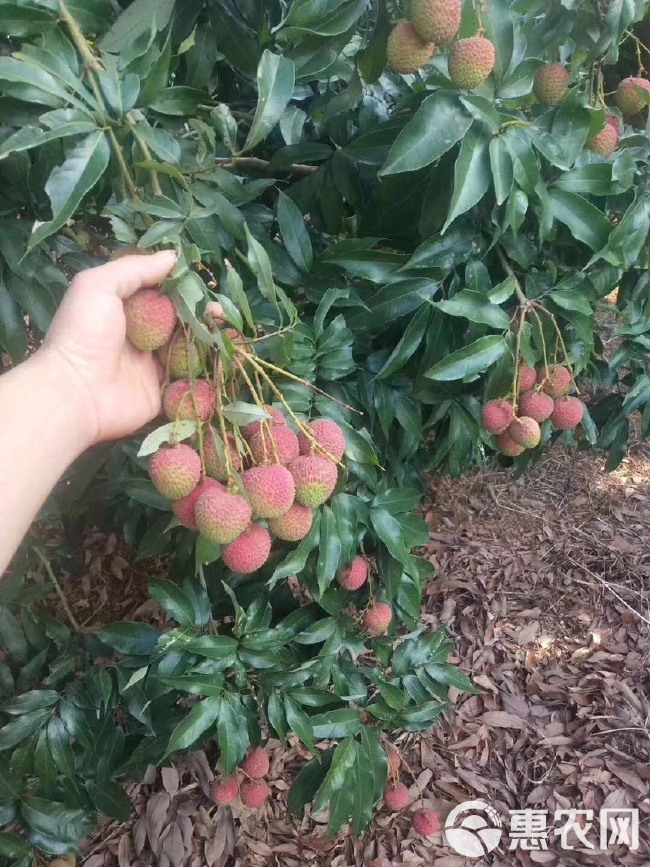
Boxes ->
[0,0,649,855]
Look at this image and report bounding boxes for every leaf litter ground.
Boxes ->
[45,439,650,867]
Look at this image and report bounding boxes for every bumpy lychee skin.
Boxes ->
[248,425,300,467]
[386,745,401,776]
[195,487,252,545]
[173,478,223,530]
[240,747,270,779]
[518,365,537,393]
[587,123,619,156]
[240,779,270,809]
[149,444,201,500]
[518,390,554,423]
[606,114,624,136]
[481,399,514,435]
[496,431,525,457]
[412,808,440,836]
[448,36,496,90]
[616,76,650,116]
[550,396,584,430]
[211,775,238,807]
[508,416,541,449]
[157,331,205,379]
[298,419,346,462]
[537,365,572,398]
[204,429,241,482]
[363,602,392,637]
[268,503,313,542]
[124,289,176,351]
[242,406,286,440]
[387,21,436,74]
[384,782,410,811]
[163,379,214,422]
[288,456,338,508]
[533,63,570,105]
[410,0,461,45]
[222,524,272,574]
[337,556,368,591]
[243,465,295,519]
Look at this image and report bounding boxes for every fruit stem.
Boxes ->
[214,358,234,480]
[529,306,551,383]
[233,359,282,464]
[531,303,580,395]
[496,246,528,307]
[511,307,526,408]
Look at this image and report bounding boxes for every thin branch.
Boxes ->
[34,548,80,631]
[496,246,528,306]
[215,156,319,176]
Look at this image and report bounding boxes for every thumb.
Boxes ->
[77,249,178,300]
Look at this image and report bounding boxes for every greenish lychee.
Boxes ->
[288,456,338,508]
[268,503,313,542]
[157,330,205,379]
[195,487,252,545]
[537,365,572,398]
[148,444,201,500]
[410,0,461,45]
[124,289,176,351]
[386,21,436,74]
[162,379,214,422]
[533,64,570,105]
[448,36,495,90]
[363,601,392,636]
[586,123,618,156]
[496,431,525,457]
[508,416,541,449]
[615,76,650,116]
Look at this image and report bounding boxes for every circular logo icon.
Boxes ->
[445,799,503,858]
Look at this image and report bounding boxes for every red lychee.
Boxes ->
[448,36,495,90]
[204,429,241,481]
[222,523,272,574]
[124,289,176,351]
[240,747,270,779]
[386,21,436,74]
[363,602,392,637]
[163,379,214,423]
[204,300,225,329]
[518,364,537,392]
[533,63,570,105]
[173,478,223,530]
[550,396,583,430]
[195,487,252,545]
[297,419,346,462]
[243,465,295,519]
[157,330,204,379]
[386,744,401,776]
[412,808,440,836]
[268,503,313,542]
[240,779,270,808]
[211,775,238,806]
[337,556,368,591]
[496,431,525,457]
[149,444,201,500]
[384,782,410,811]
[481,399,514,435]
[508,416,541,449]
[537,365,572,398]
[586,123,618,156]
[518,389,554,422]
[616,76,650,116]
[248,424,299,467]
[242,406,286,439]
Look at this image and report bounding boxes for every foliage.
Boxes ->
[0,0,649,855]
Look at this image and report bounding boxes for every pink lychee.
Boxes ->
[337,556,368,591]
[148,444,201,500]
[222,524,272,574]
[481,399,514,435]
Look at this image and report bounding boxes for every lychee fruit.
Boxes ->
[204,429,241,481]
[481,398,514,435]
[211,775,238,806]
[157,330,204,379]
[297,419,346,462]
[163,379,214,423]
[412,808,440,836]
[243,465,295,519]
[222,523,272,574]
[384,782,410,811]
[550,396,583,430]
[410,0,461,45]
[240,747,270,779]
[518,390,554,422]
[615,76,650,116]
[172,478,223,530]
[363,602,392,637]
[387,21,436,74]
[124,289,176,351]
[606,114,623,136]
[386,745,401,776]
[533,63,570,105]
[537,365,572,398]
[149,444,201,500]
[508,416,541,449]
[448,36,496,90]
[223,327,250,353]
[204,300,225,329]
[268,503,313,542]
[240,779,270,808]
[248,424,299,466]
[195,487,252,545]
[288,456,338,508]
[496,431,525,457]
[242,406,286,439]
[586,122,618,156]
[518,364,537,392]
[337,556,368,591]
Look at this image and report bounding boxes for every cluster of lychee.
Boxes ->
[386,0,496,91]
[211,747,271,810]
[533,62,650,156]
[382,745,440,837]
[336,555,393,637]
[124,288,345,574]
[482,364,584,457]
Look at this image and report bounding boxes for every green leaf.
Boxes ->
[166,695,221,756]
[148,579,196,627]
[245,225,277,306]
[313,737,356,812]
[372,488,421,514]
[86,780,132,822]
[0,608,28,662]
[2,690,59,714]
[242,51,295,153]
[0,708,50,750]
[97,622,161,655]
[287,753,333,816]
[435,290,510,330]
[547,189,612,251]
[173,634,238,661]
[137,421,197,457]
[269,511,321,588]
[374,305,431,380]
[0,113,97,159]
[550,99,591,168]
[489,136,513,207]
[277,191,312,273]
[442,125,491,233]
[46,717,75,780]
[316,506,341,597]
[425,335,507,381]
[380,92,472,176]
[29,131,110,249]
[20,798,93,844]
[284,695,315,753]
[310,708,361,739]
[0,56,69,107]
[100,0,175,53]
[216,694,249,773]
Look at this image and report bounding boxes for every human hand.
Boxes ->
[42,250,177,447]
